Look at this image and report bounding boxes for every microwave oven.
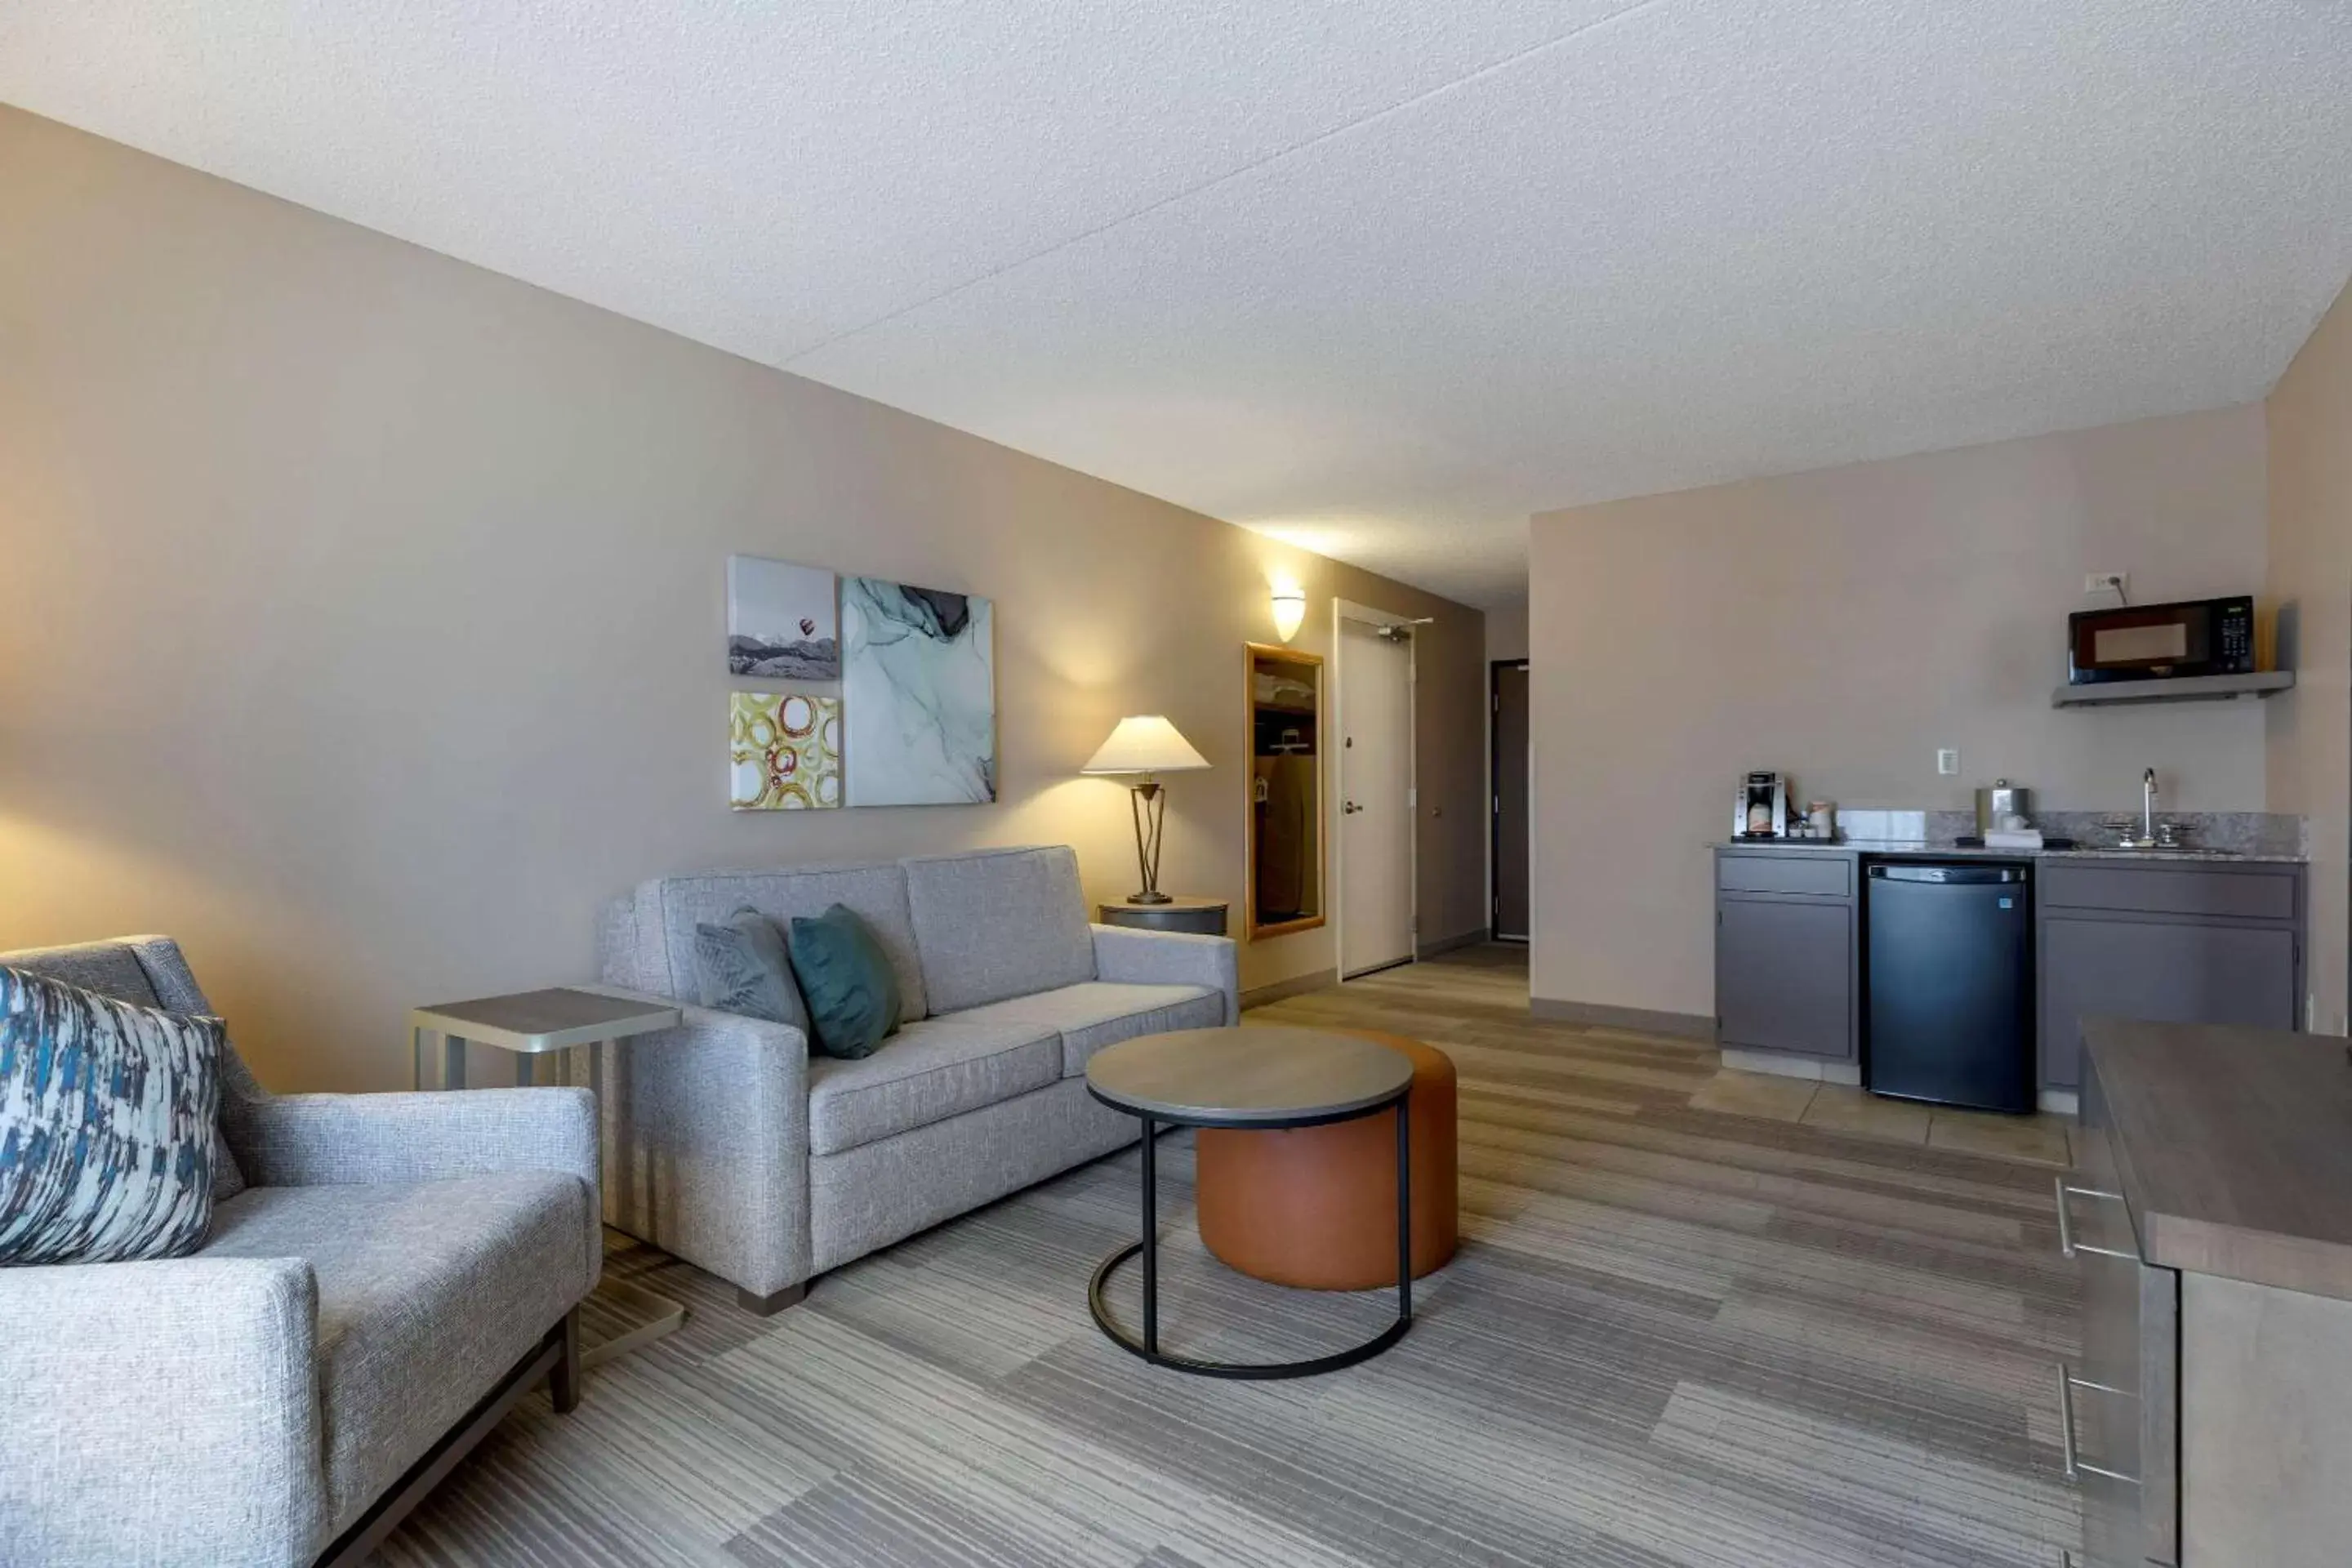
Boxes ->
[2066,595,2255,685]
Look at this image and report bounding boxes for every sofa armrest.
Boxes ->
[574,987,814,1299]
[229,1086,601,1290]
[1090,925,1241,1025]
[0,1257,325,1568]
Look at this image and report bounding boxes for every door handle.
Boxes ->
[2053,1175,2135,1261]
[2056,1361,2140,1487]
[1343,801,1362,814]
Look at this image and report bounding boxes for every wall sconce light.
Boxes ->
[1270,583,1307,642]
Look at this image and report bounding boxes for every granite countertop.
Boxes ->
[2084,1017,2352,1302]
[1716,838,2308,865]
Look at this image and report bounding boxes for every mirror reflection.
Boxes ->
[1246,644,1325,936]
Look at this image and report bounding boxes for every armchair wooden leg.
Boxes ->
[550,1308,581,1414]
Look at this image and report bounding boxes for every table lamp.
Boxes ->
[1081,715,1210,904]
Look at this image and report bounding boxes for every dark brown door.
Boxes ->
[1492,662,1531,940]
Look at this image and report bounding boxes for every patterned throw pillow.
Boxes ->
[0,964,223,1265]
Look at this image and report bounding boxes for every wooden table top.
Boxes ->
[2084,1015,2352,1301]
[410,987,680,1054]
[1085,1026,1411,1125]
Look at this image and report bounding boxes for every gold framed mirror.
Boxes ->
[1245,643,1325,938]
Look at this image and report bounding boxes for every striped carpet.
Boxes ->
[375,947,2082,1566]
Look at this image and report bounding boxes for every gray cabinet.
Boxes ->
[1715,851,1855,1060]
[1711,849,2305,1089]
[2038,862,2303,1092]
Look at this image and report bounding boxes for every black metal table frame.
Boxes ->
[1086,1083,1413,1380]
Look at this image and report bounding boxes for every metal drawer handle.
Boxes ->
[2056,1361,2141,1486]
[2054,1175,2136,1261]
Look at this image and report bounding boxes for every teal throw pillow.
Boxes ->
[785,904,903,1059]
[693,907,809,1035]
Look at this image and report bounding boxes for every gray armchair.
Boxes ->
[0,938,600,1568]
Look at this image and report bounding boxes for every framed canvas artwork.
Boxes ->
[730,692,842,809]
[840,577,996,805]
[727,556,839,679]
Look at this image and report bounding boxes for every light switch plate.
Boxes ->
[1936,748,1960,776]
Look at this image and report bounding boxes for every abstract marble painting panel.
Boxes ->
[840,577,996,805]
[728,556,840,679]
[730,692,841,809]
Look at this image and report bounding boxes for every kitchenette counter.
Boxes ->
[1716,837,2308,864]
[2082,1015,2352,1303]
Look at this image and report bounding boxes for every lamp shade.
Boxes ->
[1271,585,1307,642]
[1080,715,1210,776]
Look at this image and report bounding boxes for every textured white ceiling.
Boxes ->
[6,2,2349,608]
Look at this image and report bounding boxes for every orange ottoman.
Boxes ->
[1195,1030,1459,1289]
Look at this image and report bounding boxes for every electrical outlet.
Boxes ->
[1936,748,1960,776]
[2085,572,2127,599]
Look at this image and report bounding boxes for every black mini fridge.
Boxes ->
[1864,862,2034,1112]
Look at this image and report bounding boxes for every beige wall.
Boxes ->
[2266,278,2352,1033]
[1486,602,1529,665]
[1528,406,2270,1019]
[0,108,1487,1092]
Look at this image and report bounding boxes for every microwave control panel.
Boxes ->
[2217,600,2255,670]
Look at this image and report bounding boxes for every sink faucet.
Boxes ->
[2142,768,2158,844]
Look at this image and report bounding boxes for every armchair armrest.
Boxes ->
[0,1257,324,1568]
[574,987,814,1299]
[1091,925,1241,1025]
[229,1085,601,1289]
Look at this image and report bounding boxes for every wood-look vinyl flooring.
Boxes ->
[376,947,2082,1567]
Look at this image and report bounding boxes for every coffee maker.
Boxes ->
[1732,771,1789,838]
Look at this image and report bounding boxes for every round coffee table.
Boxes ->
[1084,1025,1415,1379]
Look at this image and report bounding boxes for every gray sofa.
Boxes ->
[0,938,599,1568]
[595,844,1236,1308]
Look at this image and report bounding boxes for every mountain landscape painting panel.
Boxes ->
[841,577,996,805]
[728,556,840,679]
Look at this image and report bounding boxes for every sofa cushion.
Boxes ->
[0,964,224,1265]
[805,1016,1060,1156]
[902,846,1095,1013]
[693,907,809,1034]
[788,904,906,1059]
[947,982,1226,1077]
[200,1171,590,1538]
[626,861,929,1020]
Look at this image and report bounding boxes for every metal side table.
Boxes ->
[409,987,684,1368]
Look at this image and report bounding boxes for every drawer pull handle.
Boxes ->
[2056,1361,2141,1487]
[2054,1175,2136,1261]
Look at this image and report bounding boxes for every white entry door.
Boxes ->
[1340,618,1414,978]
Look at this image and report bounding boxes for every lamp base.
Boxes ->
[1125,891,1174,906]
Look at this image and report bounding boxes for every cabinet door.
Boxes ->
[2040,918,2297,1089]
[1717,898,1852,1058]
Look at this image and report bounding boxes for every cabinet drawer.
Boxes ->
[1715,853,1851,898]
[2064,1256,2180,1566]
[2040,863,2298,921]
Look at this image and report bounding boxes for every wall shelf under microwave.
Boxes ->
[2051,670,2296,709]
